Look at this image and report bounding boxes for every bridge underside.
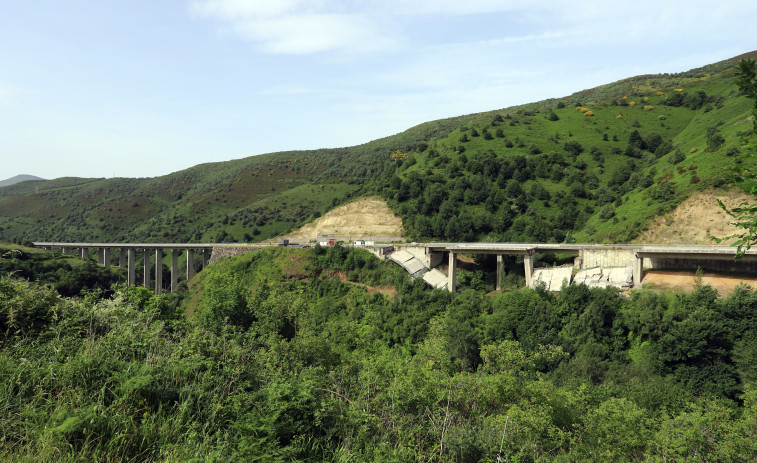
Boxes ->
[32,241,757,294]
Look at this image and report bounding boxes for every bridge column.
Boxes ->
[524,252,534,287]
[143,249,151,289]
[171,249,179,292]
[448,251,457,293]
[187,249,196,282]
[97,248,104,265]
[202,249,211,268]
[80,248,89,259]
[127,248,136,286]
[61,247,69,255]
[103,248,111,267]
[633,253,643,287]
[154,249,163,295]
[120,248,127,268]
[496,254,503,291]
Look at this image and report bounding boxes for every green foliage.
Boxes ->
[713,59,757,257]
[2,55,753,247]
[4,244,757,460]
[0,245,122,297]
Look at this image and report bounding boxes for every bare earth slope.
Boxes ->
[635,188,757,294]
[634,188,753,245]
[273,197,405,243]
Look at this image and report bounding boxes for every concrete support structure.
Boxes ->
[29,241,757,293]
[496,254,503,291]
[154,249,163,295]
[143,249,151,289]
[448,251,457,293]
[633,253,644,288]
[128,248,136,286]
[634,253,644,287]
[524,252,534,288]
[171,249,179,293]
[187,249,196,282]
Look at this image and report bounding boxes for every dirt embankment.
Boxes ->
[272,197,405,243]
[634,188,757,295]
[634,188,753,245]
[642,270,757,295]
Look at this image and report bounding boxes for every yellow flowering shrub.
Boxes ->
[390,150,408,161]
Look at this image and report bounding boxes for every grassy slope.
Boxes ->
[384,59,754,243]
[0,53,755,244]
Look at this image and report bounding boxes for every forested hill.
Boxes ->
[1,52,756,244]
[3,244,757,460]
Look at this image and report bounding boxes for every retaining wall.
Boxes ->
[579,248,636,268]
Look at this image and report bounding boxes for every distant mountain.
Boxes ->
[0,175,45,188]
[1,51,755,244]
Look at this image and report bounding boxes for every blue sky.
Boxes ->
[1,0,756,180]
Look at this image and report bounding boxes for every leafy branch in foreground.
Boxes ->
[714,59,757,257]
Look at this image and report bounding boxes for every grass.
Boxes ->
[0,54,754,245]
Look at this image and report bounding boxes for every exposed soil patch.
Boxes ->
[270,197,405,243]
[634,188,753,245]
[324,270,397,298]
[642,270,757,296]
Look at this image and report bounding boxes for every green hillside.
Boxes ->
[3,245,757,460]
[1,53,755,244]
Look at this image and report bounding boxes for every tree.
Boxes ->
[706,126,725,151]
[563,141,585,156]
[714,59,757,257]
[737,58,757,132]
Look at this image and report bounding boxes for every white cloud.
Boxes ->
[190,0,397,54]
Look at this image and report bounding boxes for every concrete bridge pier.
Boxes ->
[524,252,534,288]
[119,249,127,268]
[143,249,151,289]
[154,249,163,295]
[97,248,104,265]
[448,251,457,293]
[187,249,196,281]
[103,248,111,267]
[496,255,503,291]
[633,253,643,288]
[80,248,89,259]
[171,249,179,292]
[128,248,136,286]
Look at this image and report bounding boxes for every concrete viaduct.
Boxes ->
[31,241,757,294]
[426,243,757,292]
[31,242,274,294]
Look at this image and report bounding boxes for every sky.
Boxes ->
[1,0,756,180]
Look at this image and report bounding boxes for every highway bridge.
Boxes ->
[31,241,757,294]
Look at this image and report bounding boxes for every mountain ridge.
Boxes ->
[0,174,46,188]
[1,51,755,245]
